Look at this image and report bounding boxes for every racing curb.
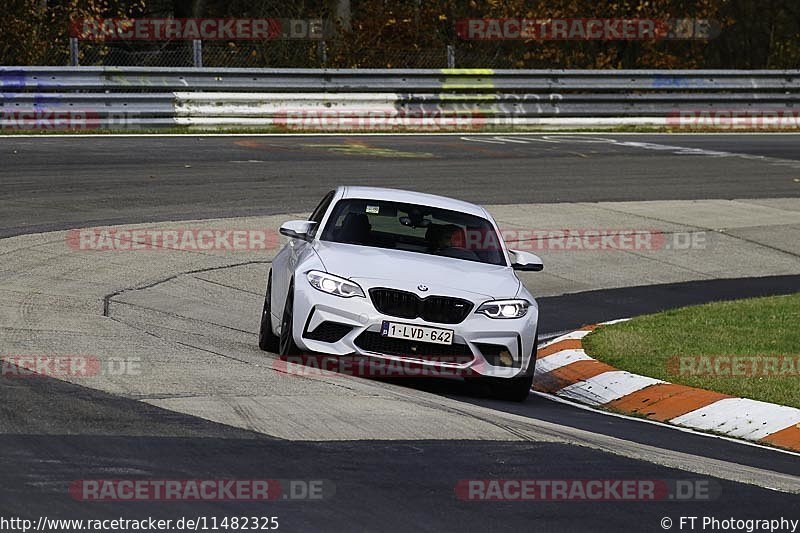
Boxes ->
[533,320,800,453]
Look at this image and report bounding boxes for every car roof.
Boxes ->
[338,186,488,219]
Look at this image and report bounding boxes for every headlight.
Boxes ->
[306,271,365,298]
[476,299,529,319]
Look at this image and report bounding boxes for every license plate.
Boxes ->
[380,321,454,345]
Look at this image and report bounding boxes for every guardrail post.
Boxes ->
[69,37,79,66]
[317,41,328,67]
[192,39,203,68]
[446,45,455,68]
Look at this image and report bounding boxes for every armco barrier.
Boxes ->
[2,67,799,130]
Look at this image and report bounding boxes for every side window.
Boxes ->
[308,191,335,237]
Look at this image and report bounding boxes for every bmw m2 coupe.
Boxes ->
[259,186,543,401]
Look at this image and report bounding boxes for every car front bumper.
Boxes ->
[289,276,538,379]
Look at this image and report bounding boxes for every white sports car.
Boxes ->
[259,186,543,401]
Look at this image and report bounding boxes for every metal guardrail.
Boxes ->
[2,67,800,130]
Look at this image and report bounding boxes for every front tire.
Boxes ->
[486,332,538,402]
[258,270,280,352]
[488,372,534,402]
[279,279,301,356]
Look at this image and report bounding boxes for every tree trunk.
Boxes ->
[330,0,351,32]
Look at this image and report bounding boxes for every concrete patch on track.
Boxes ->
[1,199,799,446]
[3,200,800,491]
[300,141,435,158]
[0,215,522,442]
[490,198,800,295]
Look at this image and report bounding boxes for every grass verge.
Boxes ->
[582,294,800,409]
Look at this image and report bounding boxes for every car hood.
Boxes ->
[313,241,519,299]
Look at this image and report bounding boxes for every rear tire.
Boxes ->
[486,332,538,402]
[258,271,280,352]
[279,279,301,356]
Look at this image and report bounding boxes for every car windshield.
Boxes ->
[320,199,507,266]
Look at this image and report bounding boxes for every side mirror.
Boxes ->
[279,220,317,241]
[509,250,543,271]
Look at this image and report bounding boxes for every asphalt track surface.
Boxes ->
[3,133,800,237]
[2,278,800,533]
[1,134,799,531]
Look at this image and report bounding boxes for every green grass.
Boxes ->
[582,294,800,409]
